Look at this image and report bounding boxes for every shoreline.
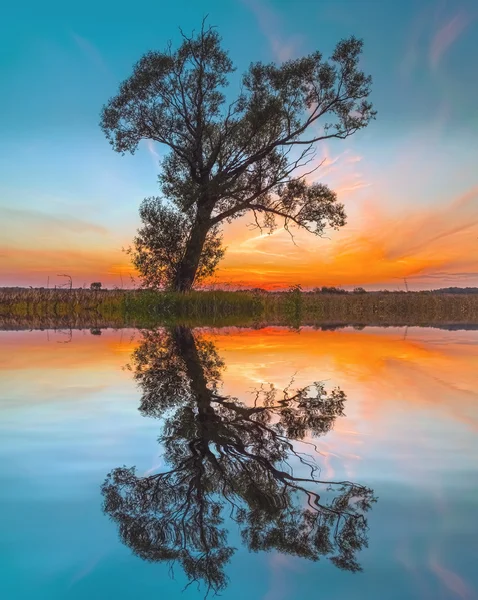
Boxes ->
[2,288,478,329]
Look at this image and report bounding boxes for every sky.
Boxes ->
[0,0,477,290]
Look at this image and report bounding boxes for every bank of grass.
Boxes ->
[1,287,478,329]
[276,290,478,324]
[0,288,263,328]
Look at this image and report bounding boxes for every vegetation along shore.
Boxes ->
[1,287,478,330]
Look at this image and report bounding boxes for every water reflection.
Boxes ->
[102,326,376,594]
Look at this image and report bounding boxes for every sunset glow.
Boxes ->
[1,0,477,289]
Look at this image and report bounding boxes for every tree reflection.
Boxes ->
[102,327,376,595]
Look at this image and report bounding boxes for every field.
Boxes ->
[1,287,478,330]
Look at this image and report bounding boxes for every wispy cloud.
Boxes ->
[71,32,113,77]
[0,206,108,236]
[429,10,470,69]
[0,244,133,288]
[401,5,474,77]
[217,186,478,289]
[241,0,302,61]
[144,139,162,172]
[429,552,474,599]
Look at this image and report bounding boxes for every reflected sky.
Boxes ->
[0,326,477,599]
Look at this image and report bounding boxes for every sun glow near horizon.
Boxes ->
[0,0,477,290]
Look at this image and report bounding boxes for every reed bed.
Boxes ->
[1,288,478,329]
[265,291,478,323]
[0,288,263,323]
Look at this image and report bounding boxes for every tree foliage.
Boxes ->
[126,197,225,289]
[101,21,375,290]
[103,327,376,595]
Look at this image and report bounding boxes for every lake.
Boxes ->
[0,325,477,599]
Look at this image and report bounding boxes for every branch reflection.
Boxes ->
[102,326,376,595]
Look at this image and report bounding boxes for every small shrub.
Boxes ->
[321,286,348,294]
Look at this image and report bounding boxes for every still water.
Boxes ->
[0,325,477,599]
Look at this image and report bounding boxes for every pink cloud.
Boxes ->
[242,0,302,62]
[429,11,470,69]
[429,552,474,599]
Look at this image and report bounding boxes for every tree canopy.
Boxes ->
[101,21,375,290]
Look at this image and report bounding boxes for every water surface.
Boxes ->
[0,326,477,599]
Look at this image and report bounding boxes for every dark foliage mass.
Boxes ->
[126,197,225,289]
[431,287,478,294]
[101,21,375,290]
[102,327,376,595]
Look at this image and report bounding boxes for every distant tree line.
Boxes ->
[430,287,478,294]
[312,286,366,294]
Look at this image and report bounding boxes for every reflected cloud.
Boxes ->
[429,552,474,599]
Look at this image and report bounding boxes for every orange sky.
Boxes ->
[212,184,478,289]
[2,180,477,291]
[1,0,477,290]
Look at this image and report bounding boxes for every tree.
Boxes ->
[126,197,224,289]
[90,282,102,291]
[102,327,376,595]
[101,21,375,291]
[320,286,347,294]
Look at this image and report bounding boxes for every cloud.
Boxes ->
[71,32,112,77]
[8,184,474,291]
[0,206,108,236]
[303,145,370,196]
[144,139,162,172]
[429,552,474,599]
[0,205,131,288]
[401,5,474,78]
[216,186,478,289]
[241,0,302,61]
[400,3,431,79]
[0,244,133,288]
[429,11,470,69]
[262,553,302,600]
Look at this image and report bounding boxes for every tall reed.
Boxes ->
[1,288,478,328]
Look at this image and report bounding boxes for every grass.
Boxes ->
[0,288,263,329]
[1,287,478,329]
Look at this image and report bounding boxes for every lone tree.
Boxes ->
[101,21,375,291]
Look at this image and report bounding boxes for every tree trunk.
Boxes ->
[174,209,211,292]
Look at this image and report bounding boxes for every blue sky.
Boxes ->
[1,0,477,289]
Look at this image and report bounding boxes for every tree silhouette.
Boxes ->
[101,21,375,291]
[125,197,225,290]
[103,327,376,595]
